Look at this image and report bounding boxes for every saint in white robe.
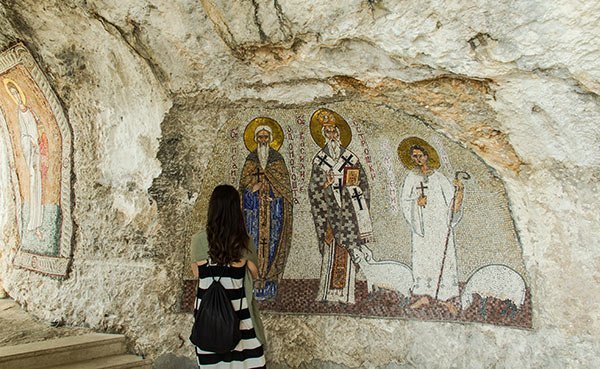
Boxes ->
[400,170,462,301]
[18,108,43,231]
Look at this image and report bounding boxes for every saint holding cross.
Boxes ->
[399,137,465,314]
[308,108,374,304]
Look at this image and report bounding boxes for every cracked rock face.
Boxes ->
[0,1,598,368]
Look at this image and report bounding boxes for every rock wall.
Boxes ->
[0,1,598,368]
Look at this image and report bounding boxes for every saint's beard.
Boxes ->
[257,143,270,169]
[326,138,341,159]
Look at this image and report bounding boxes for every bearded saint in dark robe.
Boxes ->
[240,123,293,300]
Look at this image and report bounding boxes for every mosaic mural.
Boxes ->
[0,44,73,277]
[185,103,531,328]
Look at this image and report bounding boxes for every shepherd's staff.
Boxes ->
[434,170,470,300]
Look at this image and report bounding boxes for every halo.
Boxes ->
[3,78,26,106]
[243,117,284,152]
[309,108,352,148]
[397,136,441,170]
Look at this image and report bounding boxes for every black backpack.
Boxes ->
[190,262,243,353]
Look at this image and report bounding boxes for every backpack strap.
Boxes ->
[194,263,203,311]
[206,258,223,283]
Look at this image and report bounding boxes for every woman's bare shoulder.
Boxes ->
[231,259,247,268]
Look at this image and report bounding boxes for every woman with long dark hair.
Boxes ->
[190,184,266,368]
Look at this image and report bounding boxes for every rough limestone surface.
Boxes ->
[0,1,598,368]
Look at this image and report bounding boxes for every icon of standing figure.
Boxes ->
[239,117,293,300]
[308,108,374,305]
[4,78,47,240]
[398,137,466,314]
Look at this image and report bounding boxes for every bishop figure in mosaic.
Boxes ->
[308,109,373,304]
[239,117,293,300]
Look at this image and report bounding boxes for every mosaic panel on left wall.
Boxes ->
[0,44,73,277]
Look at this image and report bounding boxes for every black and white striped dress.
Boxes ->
[194,262,266,369]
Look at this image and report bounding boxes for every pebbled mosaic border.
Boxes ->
[181,278,532,328]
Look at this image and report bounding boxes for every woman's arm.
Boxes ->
[190,260,208,278]
[247,260,259,279]
[232,259,258,279]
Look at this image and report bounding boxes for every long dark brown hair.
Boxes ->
[206,184,249,264]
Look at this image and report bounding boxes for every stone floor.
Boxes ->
[0,296,91,346]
